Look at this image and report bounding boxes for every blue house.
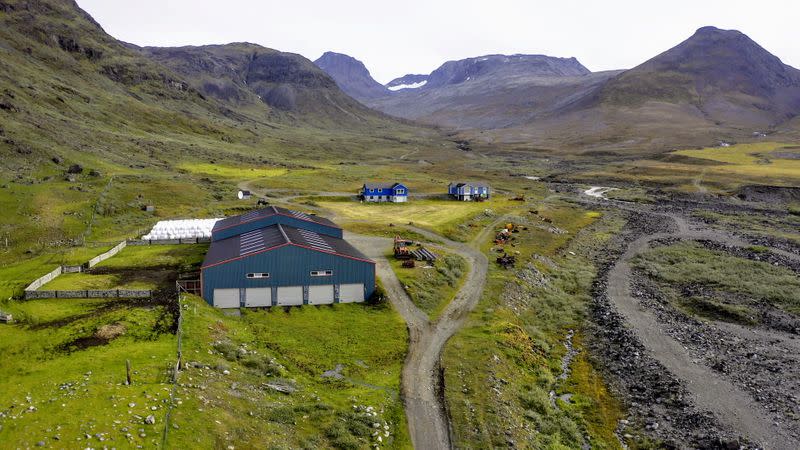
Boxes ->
[448,182,490,201]
[361,182,408,203]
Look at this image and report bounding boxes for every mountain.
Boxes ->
[0,0,425,177]
[590,26,800,127]
[313,51,390,101]
[142,45,388,125]
[423,54,590,88]
[365,54,604,130]
[387,74,428,92]
[365,27,800,150]
[498,26,800,151]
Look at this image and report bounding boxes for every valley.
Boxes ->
[1,1,800,449]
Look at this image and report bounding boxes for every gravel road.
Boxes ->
[346,224,492,450]
[605,207,800,449]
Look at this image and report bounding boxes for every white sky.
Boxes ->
[76,0,800,84]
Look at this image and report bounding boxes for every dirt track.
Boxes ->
[241,178,493,449]
[346,224,491,450]
[602,203,800,449]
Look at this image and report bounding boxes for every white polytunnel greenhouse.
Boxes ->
[141,218,222,240]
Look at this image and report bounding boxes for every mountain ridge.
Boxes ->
[313,51,390,101]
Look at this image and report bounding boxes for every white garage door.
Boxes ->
[245,288,271,307]
[213,289,240,308]
[276,286,303,306]
[308,285,334,305]
[339,284,365,303]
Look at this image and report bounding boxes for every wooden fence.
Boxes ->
[24,289,152,300]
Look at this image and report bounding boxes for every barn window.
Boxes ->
[310,270,333,277]
[246,272,270,279]
[396,189,405,194]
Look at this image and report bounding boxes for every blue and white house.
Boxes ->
[448,182,490,201]
[361,182,408,203]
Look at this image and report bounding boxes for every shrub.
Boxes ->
[367,284,387,306]
[212,340,238,361]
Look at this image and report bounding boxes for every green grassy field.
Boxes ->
[167,295,410,449]
[0,297,177,448]
[692,210,800,247]
[673,142,800,180]
[177,163,289,179]
[319,198,516,240]
[634,241,800,319]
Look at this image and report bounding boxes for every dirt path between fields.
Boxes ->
[606,207,799,449]
[346,224,491,450]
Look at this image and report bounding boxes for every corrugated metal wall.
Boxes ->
[201,245,375,303]
[213,216,342,241]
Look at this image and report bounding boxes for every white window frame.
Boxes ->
[246,272,270,279]
[395,189,405,194]
[310,270,333,277]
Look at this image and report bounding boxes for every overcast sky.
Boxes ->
[77,0,799,84]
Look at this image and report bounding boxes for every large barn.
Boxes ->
[201,208,375,308]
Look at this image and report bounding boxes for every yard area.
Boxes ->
[167,295,411,449]
[39,244,207,292]
[318,198,516,238]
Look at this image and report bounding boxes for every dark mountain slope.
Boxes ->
[591,26,800,127]
[143,45,388,126]
[313,51,389,101]
[395,27,800,151]
[366,53,607,130]
[423,54,590,88]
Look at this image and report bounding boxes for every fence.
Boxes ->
[23,266,63,291]
[21,234,209,300]
[176,279,201,296]
[87,240,127,268]
[24,289,151,300]
[161,286,186,448]
[127,237,211,246]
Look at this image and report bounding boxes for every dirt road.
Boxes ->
[346,225,490,450]
[606,208,799,449]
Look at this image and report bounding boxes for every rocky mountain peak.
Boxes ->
[314,51,389,101]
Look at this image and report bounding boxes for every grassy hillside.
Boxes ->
[0,0,447,285]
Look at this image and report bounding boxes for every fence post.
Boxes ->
[126,359,132,385]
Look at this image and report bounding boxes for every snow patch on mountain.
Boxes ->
[387,80,428,91]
